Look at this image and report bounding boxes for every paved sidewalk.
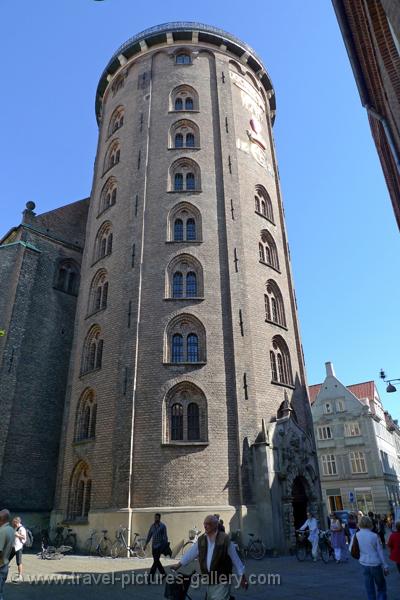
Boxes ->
[4,552,400,600]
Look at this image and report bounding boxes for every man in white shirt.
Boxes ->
[9,517,26,583]
[172,514,248,600]
[350,515,388,600]
[299,512,319,561]
[0,509,16,600]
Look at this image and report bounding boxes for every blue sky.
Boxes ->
[1,1,399,416]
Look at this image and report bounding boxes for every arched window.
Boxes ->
[167,202,202,242]
[99,178,117,215]
[172,272,183,298]
[103,140,121,173]
[187,333,199,362]
[88,270,109,314]
[108,106,124,136]
[176,53,192,65]
[166,254,204,298]
[94,222,113,262]
[171,85,199,112]
[169,120,200,149]
[75,389,97,441]
[172,334,184,362]
[171,404,184,440]
[186,272,197,297]
[186,218,196,241]
[175,97,183,111]
[270,335,293,386]
[169,158,201,192]
[259,230,279,271]
[55,259,80,296]
[174,219,184,241]
[187,402,200,440]
[81,325,104,375]
[255,185,274,223]
[67,461,92,521]
[264,280,286,327]
[164,382,208,443]
[165,314,206,363]
[175,133,184,148]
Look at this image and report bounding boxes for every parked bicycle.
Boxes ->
[174,527,201,558]
[318,530,335,563]
[231,530,266,560]
[84,529,113,557]
[41,524,77,552]
[111,527,146,559]
[37,543,73,560]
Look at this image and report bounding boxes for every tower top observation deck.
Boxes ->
[96,21,276,122]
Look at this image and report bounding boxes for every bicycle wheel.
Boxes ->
[248,540,266,560]
[319,543,329,564]
[111,541,125,559]
[296,545,307,561]
[132,546,146,559]
[98,537,112,557]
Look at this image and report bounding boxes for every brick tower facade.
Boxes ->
[46,22,322,551]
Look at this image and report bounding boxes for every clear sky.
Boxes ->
[1,1,399,416]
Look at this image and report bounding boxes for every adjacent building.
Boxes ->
[310,362,400,516]
[332,0,400,229]
[1,22,323,552]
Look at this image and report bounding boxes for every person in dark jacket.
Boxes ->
[144,513,168,581]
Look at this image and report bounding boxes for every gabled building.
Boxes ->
[310,362,400,515]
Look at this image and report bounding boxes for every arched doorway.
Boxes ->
[292,476,308,529]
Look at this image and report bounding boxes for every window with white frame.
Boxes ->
[324,402,332,414]
[336,398,345,412]
[349,451,367,474]
[344,422,361,437]
[317,426,332,440]
[321,454,337,476]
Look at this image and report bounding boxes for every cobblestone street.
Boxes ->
[3,552,400,600]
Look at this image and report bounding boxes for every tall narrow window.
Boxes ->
[186,173,195,190]
[175,98,183,110]
[187,334,199,362]
[175,133,184,148]
[185,97,193,110]
[270,351,277,381]
[174,219,184,241]
[186,133,195,147]
[186,272,197,297]
[171,403,184,440]
[172,334,184,362]
[172,272,183,298]
[186,218,196,241]
[174,173,183,191]
[259,243,265,262]
[187,403,200,440]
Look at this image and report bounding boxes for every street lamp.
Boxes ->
[379,369,400,393]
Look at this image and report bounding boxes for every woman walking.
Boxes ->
[350,515,388,600]
[330,515,346,563]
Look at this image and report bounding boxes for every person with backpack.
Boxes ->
[8,517,26,583]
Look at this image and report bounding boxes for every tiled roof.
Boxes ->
[308,380,375,405]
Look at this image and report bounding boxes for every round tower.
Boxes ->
[54,22,321,552]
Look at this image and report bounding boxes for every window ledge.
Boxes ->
[168,110,200,114]
[166,240,203,244]
[86,307,106,319]
[163,361,207,366]
[106,127,123,142]
[168,147,201,151]
[259,260,281,274]
[162,441,209,447]
[79,367,102,379]
[167,189,202,194]
[73,437,96,446]
[91,254,111,268]
[164,297,205,302]
[271,380,295,390]
[265,318,288,331]
[255,211,275,225]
